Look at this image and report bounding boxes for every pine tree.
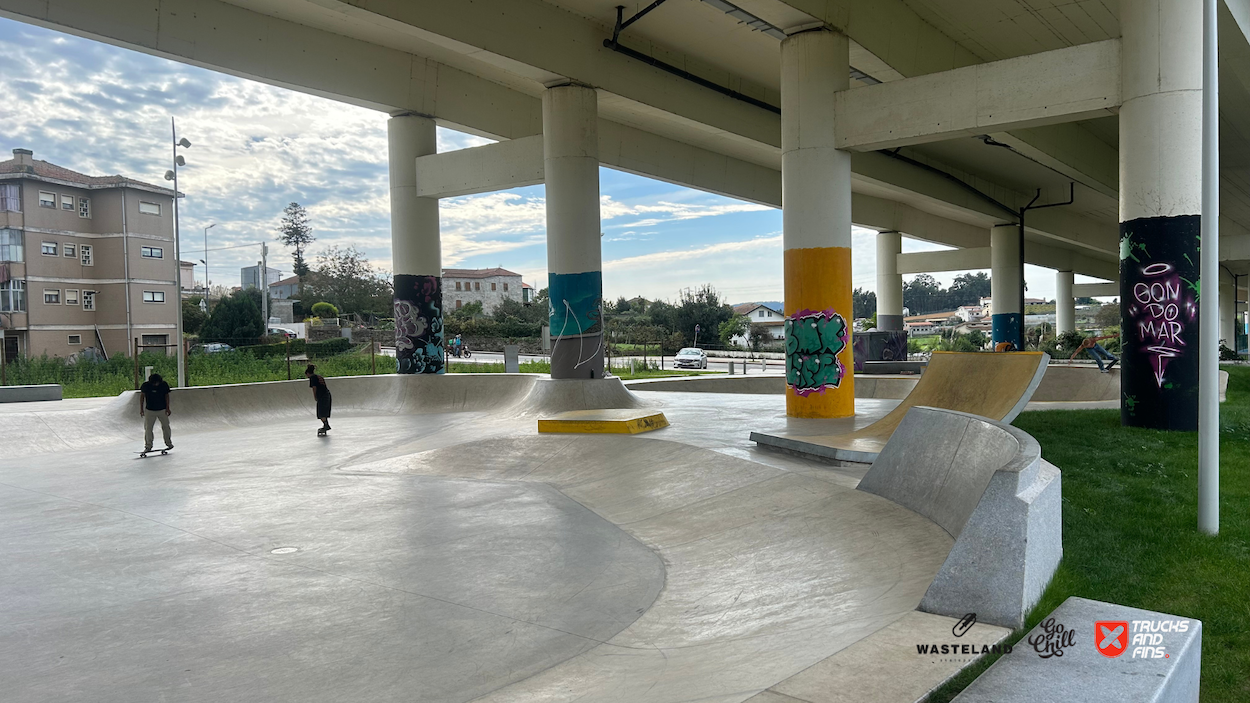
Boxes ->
[277,202,315,300]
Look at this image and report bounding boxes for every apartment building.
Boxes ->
[0,149,179,360]
[443,267,527,313]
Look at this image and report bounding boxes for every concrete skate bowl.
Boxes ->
[350,432,956,702]
[3,374,644,458]
[750,351,1050,463]
[626,373,918,398]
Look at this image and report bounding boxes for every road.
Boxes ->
[379,346,785,374]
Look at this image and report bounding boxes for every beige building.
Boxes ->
[0,148,179,360]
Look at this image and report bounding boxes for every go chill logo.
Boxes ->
[1096,619,1189,659]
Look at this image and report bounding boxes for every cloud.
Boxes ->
[599,194,771,228]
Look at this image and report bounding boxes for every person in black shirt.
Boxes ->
[305,364,332,434]
[138,372,173,452]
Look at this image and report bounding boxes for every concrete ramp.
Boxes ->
[3,374,643,458]
[750,352,1049,463]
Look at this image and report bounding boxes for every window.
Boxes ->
[491,282,497,291]
[78,197,90,219]
[758,310,765,318]
[141,334,169,348]
[44,289,60,305]
[65,289,79,306]
[63,243,76,258]
[0,279,25,312]
[141,246,163,259]
[82,290,95,311]
[503,283,509,292]
[38,191,55,208]
[455,300,462,309]
[455,281,462,291]
[138,201,161,215]
[60,194,74,211]
[143,290,166,304]
[80,244,93,266]
[0,184,18,212]
[474,282,481,291]
[67,335,82,345]
[41,241,57,256]
[0,229,21,262]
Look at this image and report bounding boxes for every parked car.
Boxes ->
[674,347,708,369]
[198,343,234,354]
[267,327,297,339]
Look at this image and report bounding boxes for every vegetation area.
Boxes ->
[929,365,1250,702]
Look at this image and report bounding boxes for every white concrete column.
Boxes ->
[876,231,903,330]
[1118,0,1203,430]
[1220,278,1235,348]
[781,29,854,418]
[1056,270,1075,334]
[388,114,444,374]
[543,84,604,380]
[990,224,1023,349]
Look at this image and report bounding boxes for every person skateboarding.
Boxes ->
[305,364,332,435]
[138,372,173,455]
[1070,332,1120,372]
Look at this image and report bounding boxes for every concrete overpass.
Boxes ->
[4,0,1249,427]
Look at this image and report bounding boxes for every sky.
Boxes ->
[0,17,1085,306]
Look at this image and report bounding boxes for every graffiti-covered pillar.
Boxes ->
[876,231,903,331]
[543,84,604,379]
[780,29,854,418]
[990,224,1023,350]
[388,113,444,374]
[1056,270,1075,335]
[1119,0,1202,430]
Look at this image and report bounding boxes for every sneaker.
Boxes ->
[164,444,174,450]
[1106,359,1117,371]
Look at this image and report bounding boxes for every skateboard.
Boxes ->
[317,428,329,437]
[137,448,172,458]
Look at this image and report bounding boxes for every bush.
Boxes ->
[311,301,338,318]
[238,339,306,359]
[1221,343,1244,361]
[307,337,351,357]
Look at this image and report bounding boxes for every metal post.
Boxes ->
[286,337,291,380]
[1198,0,1220,535]
[171,118,187,388]
[261,243,269,328]
[133,337,140,389]
[0,329,6,386]
[371,337,376,375]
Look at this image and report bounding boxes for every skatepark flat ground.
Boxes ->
[0,385,970,703]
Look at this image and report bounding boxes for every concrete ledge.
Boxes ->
[0,384,62,403]
[537,409,669,434]
[953,596,1201,702]
[857,407,1062,628]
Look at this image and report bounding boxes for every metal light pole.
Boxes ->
[1198,0,1220,535]
[164,118,192,388]
[203,223,215,305]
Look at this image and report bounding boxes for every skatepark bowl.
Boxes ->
[0,368,1070,702]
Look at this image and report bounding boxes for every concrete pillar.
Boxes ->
[990,224,1023,350]
[388,114,444,374]
[1056,270,1075,335]
[543,84,604,379]
[1220,279,1235,349]
[780,29,854,418]
[1119,0,1202,430]
[876,231,903,330]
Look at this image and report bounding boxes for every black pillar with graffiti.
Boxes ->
[1119,215,1200,430]
[394,274,444,374]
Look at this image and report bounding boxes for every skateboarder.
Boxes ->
[138,372,173,454]
[1070,332,1120,372]
[305,364,332,435]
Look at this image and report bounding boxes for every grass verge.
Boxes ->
[927,365,1250,702]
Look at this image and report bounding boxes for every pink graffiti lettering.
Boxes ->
[1128,263,1190,388]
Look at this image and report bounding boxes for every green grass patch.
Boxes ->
[928,365,1250,702]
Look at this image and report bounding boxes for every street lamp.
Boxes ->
[202,223,215,305]
[164,118,192,387]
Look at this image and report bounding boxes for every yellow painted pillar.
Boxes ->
[781,29,854,418]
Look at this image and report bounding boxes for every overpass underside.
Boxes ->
[6,0,1249,427]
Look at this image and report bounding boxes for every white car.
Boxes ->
[674,347,708,369]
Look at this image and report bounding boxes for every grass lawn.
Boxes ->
[448,358,719,381]
[929,365,1250,702]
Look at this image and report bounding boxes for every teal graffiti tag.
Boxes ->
[785,309,849,396]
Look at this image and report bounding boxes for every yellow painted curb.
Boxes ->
[537,410,669,434]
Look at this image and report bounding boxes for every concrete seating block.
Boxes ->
[953,596,1201,702]
[857,406,1061,628]
[0,384,62,403]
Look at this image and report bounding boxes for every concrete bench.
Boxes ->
[0,384,62,403]
[856,406,1061,628]
[953,596,1201,702]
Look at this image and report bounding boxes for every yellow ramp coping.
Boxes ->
[538,409,669,434]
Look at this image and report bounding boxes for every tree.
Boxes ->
[449,301,484,320]
[1095,302,1121,328]
[948,272,992,307]
[182,296,207,336]
[903,274,945,315]
[310,301,339,318]
[852,287,877,320]
[668,285,733,349]
[277,202,315,298]
[305,246,392,317]
[614,296,631,314]
[718,315,750,347]
[748,323,774,356]
[200,289,264,346]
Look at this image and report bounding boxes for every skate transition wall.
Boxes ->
[3,374,642,458]
[857,406,1062,629]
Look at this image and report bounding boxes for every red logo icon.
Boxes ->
[1096,621,1129,658]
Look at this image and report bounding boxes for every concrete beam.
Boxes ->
[990,125,1119,199]
[897,247,990,274]
[836,40,1121,151]
[1073,282,1119,297]
[1024,241,1119,281]
[415,136,545,198]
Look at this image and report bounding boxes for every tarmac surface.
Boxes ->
[1,378,964,702]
